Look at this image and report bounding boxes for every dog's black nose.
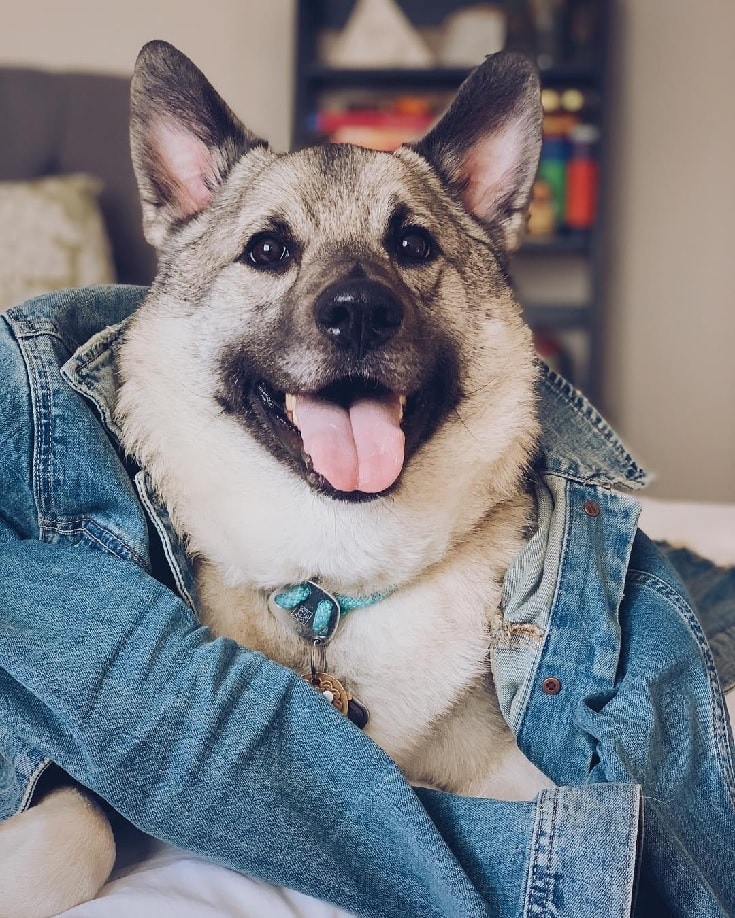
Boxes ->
[314,279,403,358]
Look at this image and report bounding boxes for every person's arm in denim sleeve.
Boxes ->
[0,528,643,918]
[581,533,735,916]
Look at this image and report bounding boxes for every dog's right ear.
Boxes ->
[130,40,267,248]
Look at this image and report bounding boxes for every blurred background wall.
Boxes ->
[602,0,735,501]
[0,0,296,150]
[1,0,732,500]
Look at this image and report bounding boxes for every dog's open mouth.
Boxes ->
[255,378,407,498]
[219,342,459,502]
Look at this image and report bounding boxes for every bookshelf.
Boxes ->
[292,0,609,403]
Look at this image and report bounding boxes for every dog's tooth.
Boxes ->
[285,393,298,425]
[399,394,407,422]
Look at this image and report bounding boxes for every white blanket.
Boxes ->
[61,498,735,917]
[63,844,352,917]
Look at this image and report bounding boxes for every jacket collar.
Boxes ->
[61,317,128,444]
[533,366,650,491]
[60,314,198,609]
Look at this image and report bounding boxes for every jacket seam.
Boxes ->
[8,321,71,536]
[26,343,55,537]
[18,759,53,814]
[515,478,569,737]
[540,469,620,490]
[134,477,195,609]
[5,318,80,354]
[41,515,149,569]
[523,789,558,916]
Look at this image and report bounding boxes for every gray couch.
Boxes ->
[0,66,155,285]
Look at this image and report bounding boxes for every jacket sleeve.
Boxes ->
[576,532,735,916]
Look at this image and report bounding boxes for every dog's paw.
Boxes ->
[0,786,116,918]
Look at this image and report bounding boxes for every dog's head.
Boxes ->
[119,41,542,587]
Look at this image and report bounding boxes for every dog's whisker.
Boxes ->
[450,406,480,444]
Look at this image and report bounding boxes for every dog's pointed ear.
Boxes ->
[412,52,542,252]
[130,40,268,248]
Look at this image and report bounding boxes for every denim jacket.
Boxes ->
[1,285,734,918]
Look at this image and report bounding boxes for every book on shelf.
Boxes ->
[308,99,437,151]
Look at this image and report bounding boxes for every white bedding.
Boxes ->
[62,844,352,918]
[637,496,735,567]
[60,497,735,918]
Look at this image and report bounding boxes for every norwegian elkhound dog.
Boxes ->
[3,40,552,916]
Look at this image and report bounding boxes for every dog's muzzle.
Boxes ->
[217,272,460,502]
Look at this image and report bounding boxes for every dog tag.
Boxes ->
[269,581,341,644]
[306,672,370,729]
[310,672,350,715]
[346,696,370,730]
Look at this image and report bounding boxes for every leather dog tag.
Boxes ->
[346,696,370,730]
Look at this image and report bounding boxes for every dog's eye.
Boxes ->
[246,235,290,268]
[396,228,433,263]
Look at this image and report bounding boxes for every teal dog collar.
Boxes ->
[268,580,392,645]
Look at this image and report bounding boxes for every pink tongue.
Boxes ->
[293,392,405,493]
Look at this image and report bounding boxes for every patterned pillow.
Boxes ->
[0,174,116,311]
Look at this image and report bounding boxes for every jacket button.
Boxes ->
[542,677,562,695]
[583,499,600,517]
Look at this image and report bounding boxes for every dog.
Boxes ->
[1,40,551,916]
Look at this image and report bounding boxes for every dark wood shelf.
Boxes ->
[305,64,600,91]
[305,65,471,89]
[518,235,591,256]
[523,303,591,329]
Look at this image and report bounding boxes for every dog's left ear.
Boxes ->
[130,40,268,248]
[413,52,542,251]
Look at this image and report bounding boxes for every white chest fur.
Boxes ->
[195,501,550,799]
